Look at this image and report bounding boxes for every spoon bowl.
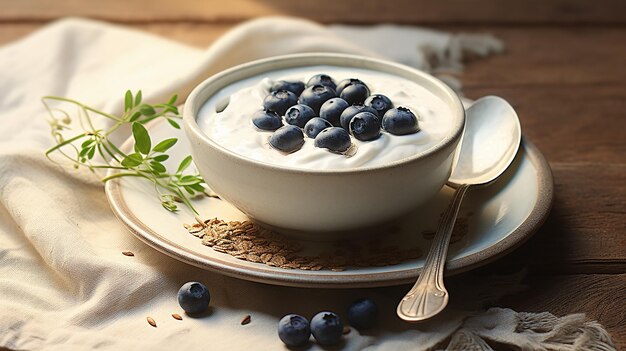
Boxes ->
[397,95,521,322]
[449,96,521,186]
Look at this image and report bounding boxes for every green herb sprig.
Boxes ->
[43,90,206,214]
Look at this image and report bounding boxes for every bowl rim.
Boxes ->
[183,53,465,175]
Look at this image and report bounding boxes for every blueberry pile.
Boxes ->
[252,74,420,154]
[277,298,379,347]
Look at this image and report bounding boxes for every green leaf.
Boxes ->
[159,105,178,114]
[121,152,143,168]
[150,161,166,173]
[87,146,96,159]
[132,122,151,155]
[134,90,142,106]
[178,175,202,186]
[139,104,156,116]
[189,183,205,192]
[161,201,178,212]
[180,174,199,182]
[81,139,95,148]
[167,94,178,105]
[129,111,141,122]
[152,138,177,153]
[79,146,90,157]
[183,186,195,195]
[153,154,169,162]
[178,179,202,186]
[177,155,193,174]
[166,118,180,129]
[124,90,133,112]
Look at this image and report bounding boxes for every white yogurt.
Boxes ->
[197,66,454,170]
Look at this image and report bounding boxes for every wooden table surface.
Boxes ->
[1,1,624,349]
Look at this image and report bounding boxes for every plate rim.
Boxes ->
[105,129,553,288]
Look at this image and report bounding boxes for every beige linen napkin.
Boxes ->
[0,17,614,350]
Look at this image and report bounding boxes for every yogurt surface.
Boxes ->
[197,65,455,170]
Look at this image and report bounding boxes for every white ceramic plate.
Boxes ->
[105,119,553,288]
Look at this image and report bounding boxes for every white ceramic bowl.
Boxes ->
[183,53,465,234]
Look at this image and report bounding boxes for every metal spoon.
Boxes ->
[397,96,521,322]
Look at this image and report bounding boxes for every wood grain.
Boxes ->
[459,26,626,87]
[1,0,626,25]
[478,163,626,274]
[464,85,626,164]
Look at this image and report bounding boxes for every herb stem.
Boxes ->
[43,90,205,214]
[42,96,123,122]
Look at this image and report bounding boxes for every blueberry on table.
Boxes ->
[304,117,333,138]
[278,314,311,347]
[285,104,316,128]
[271,80,305,96]
[340,104,378,130]
[319,97,350,127]
[365,94,393,117]
[311,311,343,346]
[299,85,337,114]
[307,73,337,90]
[251,110,283,131]
[269,125,305,153]
[382,107,420,135]
[177,282,210,314]
[349,112,381,141]
[263,90,298,116]
[339,80,370,105]
[314,127,352,153]
[347,298,378,330]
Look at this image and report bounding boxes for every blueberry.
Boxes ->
[299,85,337,114]
[304,117,333,138]
[382,107,420,135]
[319,98,350,127]
[177,282,210,314]
[314,127,351,153]
[251,110,283,131]
[339,80,370,105]
[335,78,362,95]
[285,104,316,128]
[339,104,378,130]
[347,298,378,330]
[306,74,337,90]
[278,314,311,347]
[263,90,298,116]
[349,112,381,141]
[271,80,305,96]
[269,125,305,153]
[364,94,393,117]
[311,311,343,346]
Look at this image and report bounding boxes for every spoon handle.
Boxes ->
[397,183,470,322]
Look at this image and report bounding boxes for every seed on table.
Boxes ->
[172,313,183,320]
[122,251,134,256]
[147,316,157,327]
[241,314,251,325]
[343,326,351,335]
